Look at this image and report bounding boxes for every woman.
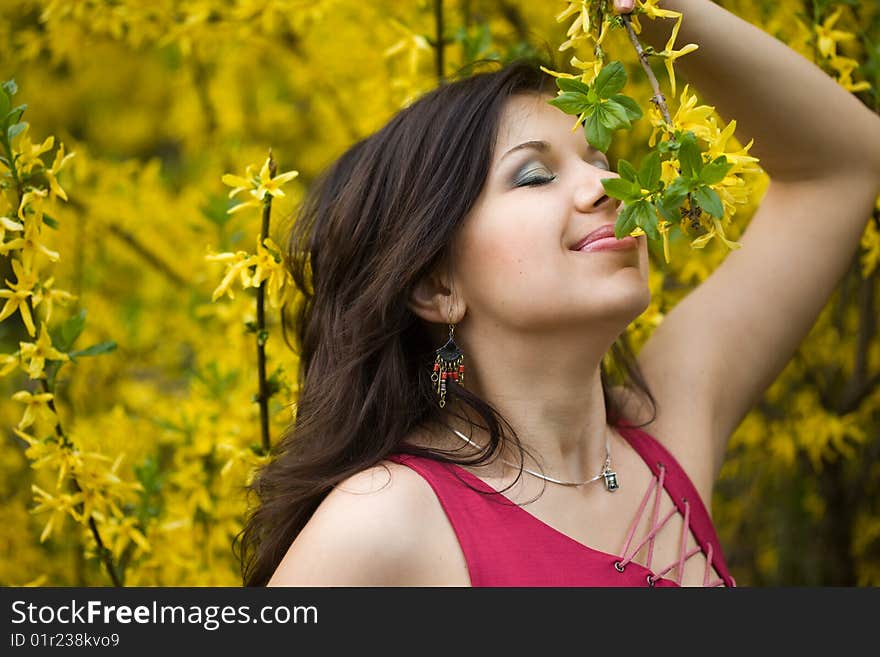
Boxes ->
[239,0,880,586]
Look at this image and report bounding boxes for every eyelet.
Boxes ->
[614,561,626,573]
[646,574,656,587]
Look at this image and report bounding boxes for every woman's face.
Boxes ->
[452,93,651,334]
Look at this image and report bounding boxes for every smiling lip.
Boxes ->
[579,235,638,252]
[571,223,636,252]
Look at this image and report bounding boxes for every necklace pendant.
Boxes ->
[603,467,619,492]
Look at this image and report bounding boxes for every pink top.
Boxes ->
[387,421,736,587]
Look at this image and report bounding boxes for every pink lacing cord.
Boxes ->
[615,464,725,587]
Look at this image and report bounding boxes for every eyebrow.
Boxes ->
[499,140,549,163]
[499,139,597,164]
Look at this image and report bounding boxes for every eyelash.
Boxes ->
[516,160,610,187]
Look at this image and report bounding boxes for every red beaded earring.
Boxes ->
[431,323,465,408]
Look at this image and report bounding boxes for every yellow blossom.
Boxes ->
[221,157,299,214]
[0,215,24,241]
[2,192,60,270]
[828,55,871,93]
[569,55,602,81]
[250,238,287,291]
[19,322,70,379]
[110,516,151,557]
[705,119,761,175]
[11,125,54,174]
[206,250,253,301]
[648,84,715,146]
[814,7,855,59]
[12,390,57,430]
[637,0,680,22]
[32,277,77,324]
[691,216,742,251]
[556,1,591,52]
[0,352,19,377]
[0,259,39,336]
[657,42,698,97]
[383,18,432,78]
[31,484,83,543]
[45,141,76,202]
[15,427,71,489]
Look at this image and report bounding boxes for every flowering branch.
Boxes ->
[254,151,276,453]
[544,1,757,261]
[214,150,299,454]
[1,79,127,586]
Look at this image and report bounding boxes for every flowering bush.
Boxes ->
[0,0,878,586]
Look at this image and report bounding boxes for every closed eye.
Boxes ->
[516,173,557,187]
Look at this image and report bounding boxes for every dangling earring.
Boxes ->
[431,323,465,408]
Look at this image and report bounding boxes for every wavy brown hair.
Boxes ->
[236,59,657,586]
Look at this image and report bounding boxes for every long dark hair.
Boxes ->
[236,59,657,586]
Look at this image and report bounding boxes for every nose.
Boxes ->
[573,164,620,214]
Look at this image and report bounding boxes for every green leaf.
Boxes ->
[601,177,642,203]
[637,151,662,191]
[699,155,732,185]
[678,133,702,178]
[657,139,679,154]
[632,200,660,240]
[2,80,18,96]
[556,77,592,95]
[548,92,591,115]
[69,341,118,359]
[7,122,27,141]
[594,61,627,98]
[656,197,680,224]
[6,103,26,120]
[0,90,9,119]
[602,100,632,130]
[609,94,643,121]
[615,204,638,239]
[617,159,638,183]
[665,176,691,200]
[693,185,724,218]
[584,111,612,152]
[53,309,87,352]
[657,177,690,222]
[42,214,59,229]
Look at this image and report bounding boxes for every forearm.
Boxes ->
[634,0,880,181]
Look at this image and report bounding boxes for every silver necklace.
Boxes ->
[450,428,620,492]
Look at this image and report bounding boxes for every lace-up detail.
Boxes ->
[612,464,726,587]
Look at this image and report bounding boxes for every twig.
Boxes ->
[255,150,275,453]
[621,15,673,125]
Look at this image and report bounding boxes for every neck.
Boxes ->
[448,321,626,483]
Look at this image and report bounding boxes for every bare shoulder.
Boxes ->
[267,460,470,586]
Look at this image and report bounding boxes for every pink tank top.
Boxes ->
[386,421,735,587]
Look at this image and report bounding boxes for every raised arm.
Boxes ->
[633,0,880,181]
[623,0,880,481]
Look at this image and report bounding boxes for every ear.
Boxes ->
[408,268,465,325]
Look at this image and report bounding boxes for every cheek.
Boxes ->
[459,231,538,286]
